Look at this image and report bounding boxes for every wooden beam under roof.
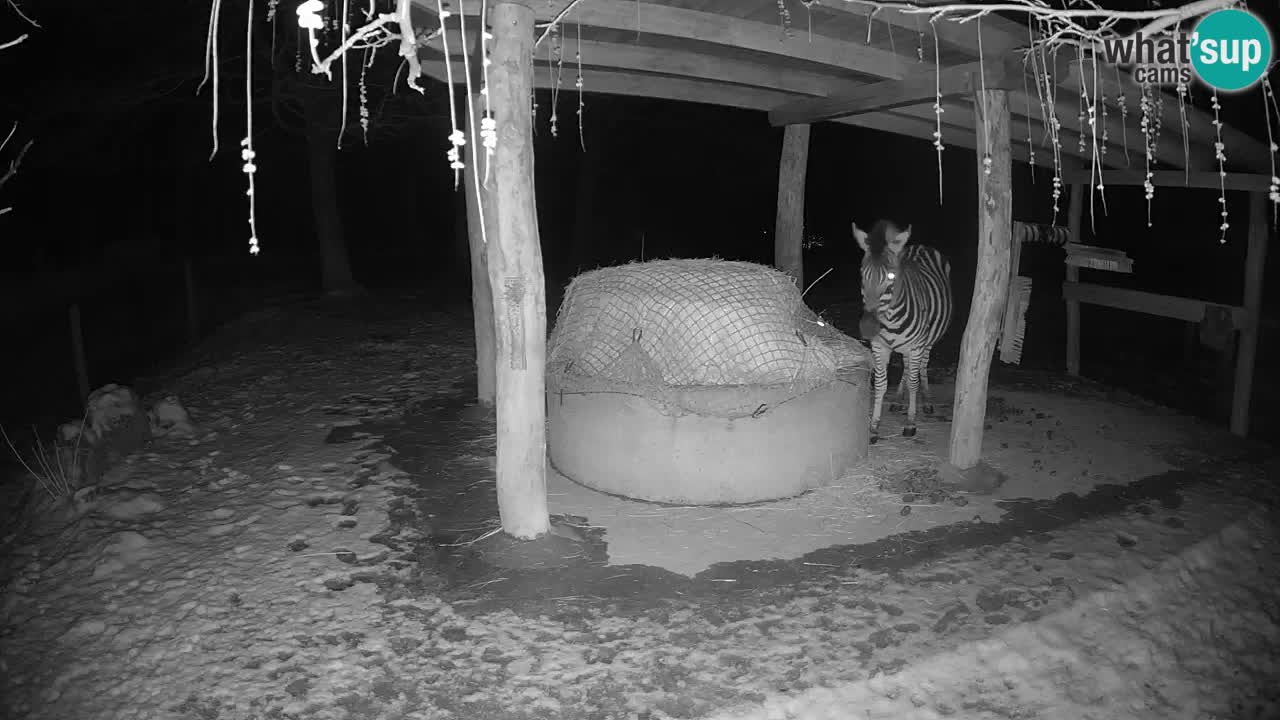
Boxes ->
[422,0,1264,173]
[807,0,1026,57]
[888,97,1128,171]
[434,0,918,81]
[426,38,1102,170]
[418,58,1052,168]
[1061,168,1274,192]
[768,56,1025,126]
[423,29,860,98]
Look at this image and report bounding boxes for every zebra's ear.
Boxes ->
[889,225,912,252]
[852,223,869,251]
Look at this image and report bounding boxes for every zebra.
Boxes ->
[853,220,954,443]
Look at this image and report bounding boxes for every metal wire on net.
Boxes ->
[548,259,871,415]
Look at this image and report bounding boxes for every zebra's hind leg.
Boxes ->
[918,347,935,415]
[869,339,892,444]
[902,346,925,437]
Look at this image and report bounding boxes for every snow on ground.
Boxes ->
[1,295,1277,720]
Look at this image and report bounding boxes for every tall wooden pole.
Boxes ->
[949,89,1012,471]
[1064,182,1084,376]
[774,123,810,286]
[487,0,550,539]
[1230,192,1269,436]
[463,36,497,407]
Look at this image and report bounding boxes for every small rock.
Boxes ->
[507,657,536,676]
[1116,532,1138,548]
[879,603,904,617]
[975,588,1006,612]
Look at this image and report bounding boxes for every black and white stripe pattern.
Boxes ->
[853,220,954,442]
[1013,221,1071,247]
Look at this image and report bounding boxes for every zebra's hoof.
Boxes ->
[923,405,935,416]
[870,434,880,445]
[902,426,917,438]
[888,403,904,413]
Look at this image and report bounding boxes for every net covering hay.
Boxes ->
[548,259,871,413]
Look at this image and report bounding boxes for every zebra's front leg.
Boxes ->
[869,339,892,444]
[902,346,924,437]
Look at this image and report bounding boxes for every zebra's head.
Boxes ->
[852,220,913,324]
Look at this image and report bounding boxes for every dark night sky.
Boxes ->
[1,1,1278,433]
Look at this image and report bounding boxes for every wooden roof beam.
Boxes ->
[806,0,1026,57]
[432,0,918,81]
[423,29,859,98]
[768,55,1024,126]
[418,58,1050,169]
[1061,168,1274,192]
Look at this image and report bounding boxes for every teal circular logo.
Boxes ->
[1191,9,1273,92]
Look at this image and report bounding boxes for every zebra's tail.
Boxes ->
[1012,221,1070,246]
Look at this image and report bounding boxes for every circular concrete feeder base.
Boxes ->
[547,371,870,505]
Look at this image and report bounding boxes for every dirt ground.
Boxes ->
[1,293,1278,720]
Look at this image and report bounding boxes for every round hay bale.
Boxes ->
[547,258,872,505]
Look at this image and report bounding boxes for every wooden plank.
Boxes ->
[774,123,809,286]
[842,108,1051,169]
[890,97,1119,170]
[429,27,1175,172]
[768,56,1023,126]
[999,212,1026,362]
[807,0,1025,57]
[950,88,1012,471]
[426,31,854,98]
[1231,192,1269,437]
[1065,182,1083,376]
[440,0,916,81]
[487,0,549,540]
[1061,168,1274,192]
[1063,281,1246,327]
[420,60,1053,169]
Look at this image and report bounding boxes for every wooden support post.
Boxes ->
[183,258,200,344]
[774,123,809,286]
[464,123,498,407]
[949,89,1012,471]
[487,0,550,539]
[1230,192,1269,436]
[463,35,497,407]
[69,303,89,403]
[1064,182,1084,376]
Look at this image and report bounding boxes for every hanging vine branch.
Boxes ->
[2,0,38,217]
[197,0,1273,256]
